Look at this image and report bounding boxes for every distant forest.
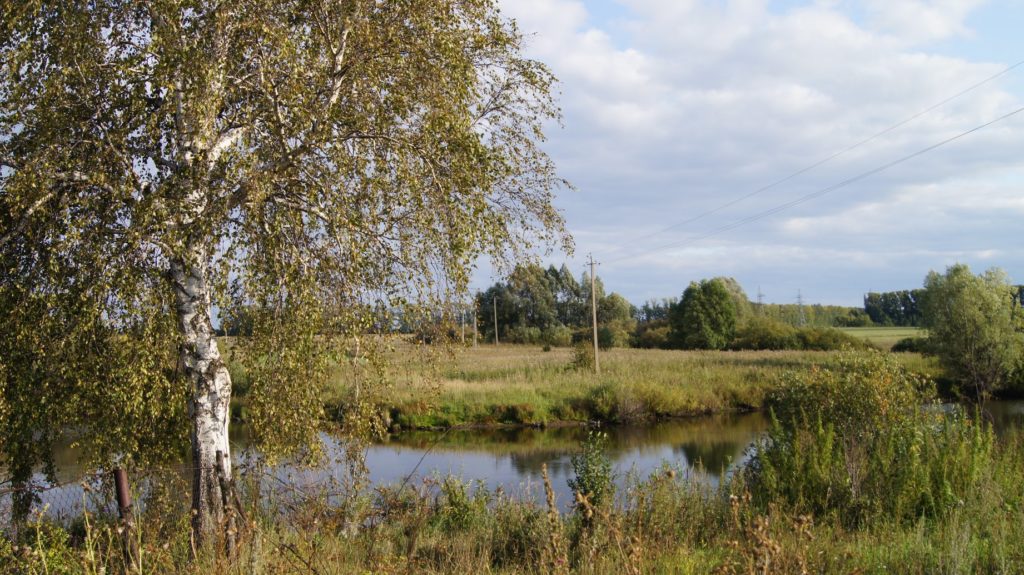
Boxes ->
[218,263,1024,347]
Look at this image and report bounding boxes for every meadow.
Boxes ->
[318,343,941,430]
[838,326,925,350]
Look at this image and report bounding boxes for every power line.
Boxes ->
[613,58,1024,249]
[605,103,1024,264]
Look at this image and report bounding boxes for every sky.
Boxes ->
[478,0,1024,307]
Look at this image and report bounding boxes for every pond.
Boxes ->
[8,401,1024,520]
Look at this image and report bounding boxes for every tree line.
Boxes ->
[474,267,870,352]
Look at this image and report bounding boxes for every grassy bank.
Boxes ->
[323,345,941,430]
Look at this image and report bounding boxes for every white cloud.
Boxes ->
[494,0,1024,304]
[863,0,987,44]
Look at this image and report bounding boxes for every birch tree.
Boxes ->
[0,0,569,546]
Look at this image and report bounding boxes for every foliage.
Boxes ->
[1,0,570,537]
[568,431,614,509]
[921,264,1024,399]
[730,318,872,352]
[711,277,753,325]
[832,308,875,327]
[632,321,672,349]
[730,317,799,350]
[571,342,596,372]
[670,279,737,350]
[891,336,930,354]
[750,351,994,526]
[864,290,925,327]
[477,265,633,347]
[758,302,866,328]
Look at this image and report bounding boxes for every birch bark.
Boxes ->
[170,248,232,546]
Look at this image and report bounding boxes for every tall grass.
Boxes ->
[320,345,942,429]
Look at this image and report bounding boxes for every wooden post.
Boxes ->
[588,254,600,375]
[113,468,140,572]
[493,295,499,346]
[216,451,237,559]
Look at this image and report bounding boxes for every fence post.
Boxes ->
[113,468,141,572]
[216,451,237,559]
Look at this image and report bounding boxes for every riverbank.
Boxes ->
[317,345,942,430]
[8,357,1023,575]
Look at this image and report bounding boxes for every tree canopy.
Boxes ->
[1,0,568,542]
[670,279,737,350]
[921,264,1024,399]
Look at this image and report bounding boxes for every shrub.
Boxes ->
[731,317,798,350]
[435,477,490,532]
[568,431,613,509]
[891,336,929,353]
[633,324,672,349]
[748,351,994,526]
[506,325,543,345]
[571,342,595,371]
[542,325,573,347]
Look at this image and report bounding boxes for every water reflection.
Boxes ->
[356,411,769,507]
[11,401,1024,518]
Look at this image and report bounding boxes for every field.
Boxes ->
[315,344,941,430]
[838,326,925,350]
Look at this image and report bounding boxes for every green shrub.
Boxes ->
[542,325,573,347]
[435,477,490,532]
[633,324,672,349]
[506,325,543,345]
[568,431,614,509]
[891,336,929,353]
[749,351,994,526]
[571,342,595,371]
[731,317,799,350]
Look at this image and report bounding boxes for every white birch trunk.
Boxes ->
[170,247,232,547]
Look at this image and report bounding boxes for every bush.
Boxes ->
[731,317,798,350]
[572,342,595,371]
[891,336,929,353]
[731,319,870,351]
[506,325,543,345]
[542,325,573,347]
[568,431,613,509]
[748,351,994,526]
[633,321,671,349]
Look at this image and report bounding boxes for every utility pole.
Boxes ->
[588,253,600,375]
[460,303,465,344]
[493,295,499,346]
[797,289,806,327]
[473,303,478,347]
[757,286,764,315]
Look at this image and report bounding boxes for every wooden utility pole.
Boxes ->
[460,303,465,344]
[588,253,600,374]
[493,295,499,346]
[473,304,478,347]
